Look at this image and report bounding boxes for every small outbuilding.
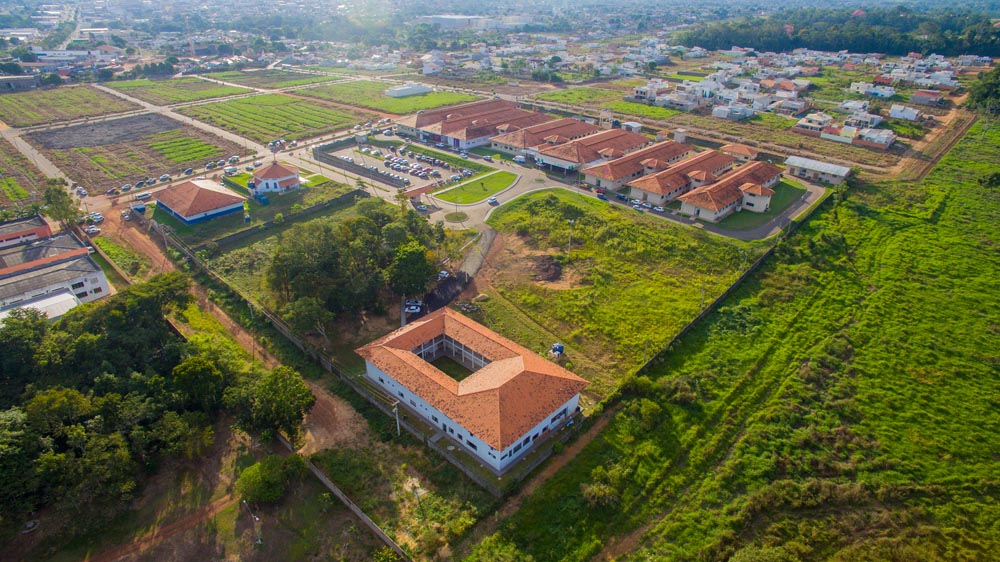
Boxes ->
[252,162,301,193]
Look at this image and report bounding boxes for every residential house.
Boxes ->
[155,179,247,224]
[534,129,650,173]
[844,110,882,128]
[356,307,588,475]
[889,104,922,121]
[630,78,672,102]
[677,161,782,222]
[580,140,694,190]
[785,155,851,184]
[627,150,737,205]
[712,103,755,121]
[794,112,834,134]
[910,89,945,106]
[252,162,301,193]
[837,100,869,113]
[770,99,809,116]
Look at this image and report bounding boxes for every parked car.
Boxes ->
[483,155,493,162]
[632,204,643,211]
[641,201,652,209]
[416,204,428,211]
[437,270,450,281]
[184,168,193,175]
[652,206,665,213]
[159,174,171,182]
[84,226,101,235]
[616,193,628,201]
[120,184,132,192]
[253,161,263,167]
[595,188,606,194]
[134,192,152,201]
[597,193,608,201]
[105,188,118,196]
[404,305,422,314]
[512,155,526,164]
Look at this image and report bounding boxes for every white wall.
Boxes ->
[2,265,109,307]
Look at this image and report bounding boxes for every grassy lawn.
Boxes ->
[716,179,809,231]
[471,189,765,396]
[293,80,479,114]
[204,69,341,89]
[535,87,620,105]
[151,178,356,247]
[177,94,376,143]
[664,73,706,82]
[431,355,475,381]
[0,139,48,205]
[93,237,152,278]
[462,112,1000,562]
[106,78,251,105]
[468,147,515,161]
[600,100,680,120]
[435,171,518,204]
[747,111,797,130]
[0,85,139,127]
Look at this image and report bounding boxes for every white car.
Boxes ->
[652,206,665,213]
[487,196,498,205]
[84,226,101,235]
[404,305,422,314]
[437,270,450,281]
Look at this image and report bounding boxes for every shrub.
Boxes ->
[234,454,306,503]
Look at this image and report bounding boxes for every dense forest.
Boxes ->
[675,7,1000,56]
[0,273,314,532]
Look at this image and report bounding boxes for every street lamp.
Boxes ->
[567,219,575,253]
[242,499,259,522]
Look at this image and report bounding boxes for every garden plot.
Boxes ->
[177,94,376,143]
[106,77,251,105]
[28,113,244,189]
[0,85,139,127]
[205,69,341,89]
[0,138,49,205]
[293,80,479,114]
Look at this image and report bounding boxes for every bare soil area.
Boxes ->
[30,114,181,150]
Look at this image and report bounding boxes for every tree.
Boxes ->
[235,454,306,503]
[42,186,77,226]
[171,356,224,412]
[386,240,435,298]
[40,73,62,87]
[225,367,315,440]
[0,62,23,75]
[96,68,114,82]
[0,308,48,406]
[281,297,332,342]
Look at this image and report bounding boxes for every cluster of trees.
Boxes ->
[675,7,1000,56]
[0,273,314,530]
[967,65,1000,112]
[266,198,443,319]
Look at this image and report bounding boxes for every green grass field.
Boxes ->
[535,87,621,105]
[293,80,479,114]
[106,78,251,105]
[205,69,340,89]
[747,111,797,130]
[0,139,48,205]
[716,179,809,231]
[177,94,375,143]
[0,85,138,127]
[472,189,765,395]
[601,100,681,120]
[462,116,1000,562]
[93,237,151,278]
[435,171,518,204]
[147,130,224,164]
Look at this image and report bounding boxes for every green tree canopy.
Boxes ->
[42,186,78,226]
[386,239,435,298]
[225,366,315,440]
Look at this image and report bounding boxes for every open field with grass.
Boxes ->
[205,69,341,89]
[716,179,809,231]
[746,111,797,130]
[106,78,251,105]
[806,68,918,104]
[463,120,1000,562]
[294,80,479,114]
[93,236,152,278]
[0,138,49,205]
[468,189,766,397]
[435,170,518,204]
[152,178,356,248]
[602,100,681,120]
[0,85,139,127]
[29,114,245,190]
[178,94,375,143]
[535,87,621,105]
[300,65,400,76]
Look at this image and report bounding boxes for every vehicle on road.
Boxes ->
[134,192,152,201]
[416,204,428,211]
[653,206,665,213]
[512,155,526,164]
[487,196,498,205]
[483,155,493,162]
[597,193,608,200]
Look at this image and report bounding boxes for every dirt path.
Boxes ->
[85,495,238,562]
[453,407,618,559]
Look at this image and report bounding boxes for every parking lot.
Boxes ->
[325,142,483,196]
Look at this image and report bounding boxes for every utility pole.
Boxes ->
[392,403,401,436]
[567,219,575,253]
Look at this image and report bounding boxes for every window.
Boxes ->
[75,292,87,299]
[71,281,85,289]
[92,287,103,294]
[409,400,415,407]
[744,201,754,207]
[398,392,404,398]
[378,377,384,383]
[432,415,438,423]
[468,442,477,451]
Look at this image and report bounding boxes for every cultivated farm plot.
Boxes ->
[471,189,765,396]
[205,69,341,89]
[0,85,139,127]
[28,113,245,190]
[292,79,479,114]
[177,94,376,143]
[0,138,49,205]
[105,77,251,105]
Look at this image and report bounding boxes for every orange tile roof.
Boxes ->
[538,129,650,165]
[398,98,552,141]
[396,98,511,129]
[627,150,736,196]
[356,308,588,450]
[581,140,694,181]
[490,117,599,150]
[720,143,759,158]
[678,161,782,211]
[254,161,298,180]
[155,180,246,218]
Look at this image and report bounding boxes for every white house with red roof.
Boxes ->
[252,162,301,193]
[357,308,588,474]
[677,161,783,222]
